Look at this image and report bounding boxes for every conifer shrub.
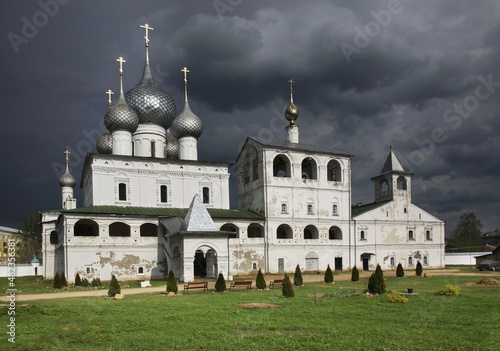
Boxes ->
[96,278,102,287]
[75,273,81,287]
[53,272,62,289]
[166,270,178,294]
[256,269,266,290]
[416,261,423,277]
[91,278,98,287]
[82,278,89,287]
[396,263,404,278]
[61,273,67,287]
[368,264,386,294]
[351,266,359,282]
[387,291,408,303]
[282,273,294,298]
[108,275,121,297]
[324,264,334,283]
[437,284,460,296]
[294,264,303,286]
[215,273,226,292]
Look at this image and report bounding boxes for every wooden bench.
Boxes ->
[183,282,208,294]
[230,280,252,291]
[269,279,283,289]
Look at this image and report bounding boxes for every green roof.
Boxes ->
[31,256,40,264]
[351,200,391,217]
[61,206,264,220]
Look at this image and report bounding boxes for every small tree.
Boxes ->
[75,273,81,287]
[53,272,62,289]
[256,269,266,290]
[396,263,404,278]
[416,261,423,277]
[368,264,386,294]
[166,270,178,294]
[82,278,89,287]
[61,273,68,287]
[294,264,303,287]
[282,273,294,298]
[108,275,121,297]
[351,266,359,282]
[96,278,102,287]
[324,264,334,283]
[91,278,98,287]
[215,273,226,292]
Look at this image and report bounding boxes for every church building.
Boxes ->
[41,25,445,283]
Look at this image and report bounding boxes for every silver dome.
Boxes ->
[58,169,76,188]
[165,130,179,159]
[171,100,203,139]
[104,92,139,132]
[125,64,177,129]
[96,130,113,154]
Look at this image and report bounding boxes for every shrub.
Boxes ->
[75,273,81,287]
[294,264,303,286]
[166,270,178,294]
[396,263,404,278]
[108,275,121,297]
[416,261,423,277]
[53,273,62,289]
[91,278,98,287]
[61,273,67,287]
[387,291,408,303]
[215,273,226,292]
[437,285,460,296]
[96,278,102,287]
[324,264,334,284]
[368,264,386,294]
[282,273,294,298]
[351,266,359,282]
[256,269,266,290]
[82,278,89,287]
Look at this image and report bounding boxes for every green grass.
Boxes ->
[1,274,499,350]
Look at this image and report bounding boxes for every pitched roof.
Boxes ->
[351,200,391,217]
[381,148,405,173]
[247,137,352,157]
[181,194,218,231]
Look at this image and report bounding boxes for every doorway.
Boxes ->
[363,258,369,271]
[278,258,284,273]
[334,257,343,271]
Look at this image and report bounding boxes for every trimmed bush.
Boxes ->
[215,273,226,292]
[396,263,404,278]
[294,264,303,286]
[61,273,67,287]
[387,291,408,303]
[53,272,62,289]
[256,269,266,290]
[351,266,359,282]
[437,285,460,296]
[75,273,81,287]
[368,264,386,294]
[282,273,294,298]
[82,278,89,287]
[166,270,178,294]
[416,261,423,277]
[91,278,98,287]
[324,264,334,284]
[108,275,121,297]
[96,278,102,287]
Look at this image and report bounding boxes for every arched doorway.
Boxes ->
[193,246,218,279]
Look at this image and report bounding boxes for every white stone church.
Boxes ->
[41,26,445,283]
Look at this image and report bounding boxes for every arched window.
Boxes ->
[423,256,428,265]
[390,257,395,267]
[160,185,168,203]
[397,176,407,190]
[307,204,314,215]
[329,226,342,240]
[151,140,156,158]
[50,231,58,244]
[332,204,338,216]
[140,223,157,237]
[360,230,366,240]
[221,223,238,238]
[247,223,264,238]
[281,203,288,214]
[426,230,432,241]
[109,222,131,237]
[327,160,342,182]
[273,155,291,177]
[138,267,144,274]
[408,257,413,266]
[408,230,414,240]
[119,183,127,201]
[301,157,317,180]
[74,219,99,237]
[381,180,389,193]
[304,225,319,240]
[277,224,293,239]
[203,187,210,204]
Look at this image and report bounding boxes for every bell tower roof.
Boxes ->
[380,146,405,174]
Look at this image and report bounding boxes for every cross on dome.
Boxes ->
[106,89,114,107]
[140,23,154,63]
[181,66,190,101]
[288,79,295,103]
[116,57,126,92]
[64,149,70,168]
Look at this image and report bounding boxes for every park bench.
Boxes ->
[183,281,208,294]
[269,279,283,289]
[230,280,253,291]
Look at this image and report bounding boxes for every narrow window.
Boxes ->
[332,204,338,216]
[160,185,167,203]
[281,203,287,213]
[404,208,407,213]
[423,256,428,265]
[408,257,413,266]
[397,176,407,190]
[327,160,341,182]
[390,257,395,267]
[138,267,144,274]
[360,230,366,240]
[119,183,127,201]
[381,181,389,192]
[307,204,313,215]
[426,230,431,241]
[252,159,259,181]
[203,187,210,204]
[86,267,90,274]
[151,140,156,158]
[408,230,414,240]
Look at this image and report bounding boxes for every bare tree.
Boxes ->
[18,212,42,263]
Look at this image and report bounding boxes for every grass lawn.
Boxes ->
[1,273,499,350]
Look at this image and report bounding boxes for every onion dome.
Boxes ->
[104,92,140,132]
[165,129,179,159]
[58,167,76,188]
[285,79,299,125]
[96,129,113,154]
[125,63,177,129]
[171,99,203,139]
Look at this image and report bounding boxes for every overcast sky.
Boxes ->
[1,0,499,236]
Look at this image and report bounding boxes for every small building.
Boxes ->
[0,226,22,264]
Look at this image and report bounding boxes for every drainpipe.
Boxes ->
[263,148,270,273]
[348,166,352,269]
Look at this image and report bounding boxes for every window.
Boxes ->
[277,224,293,239]
[390,257,395,267]
[423,256,428,265]
[273,155,291,177]
[381,180,389,193]
[86,267,91,274]
[252,158,259,181]
[360,230,366,240]
[332,204,338,216]
[304,225,319,239]
[281,203,288,214]
[202,187,210,204]
[301,157,317,180]
[404,208,407,213]
[408,257,413,266]
[160,185,167,203]
[74,219,99,237]
[118,183,127,201]
[244,161,250,184]
[140,223,157,237]
[397,176,407,190]
[329,226,342,240]
[247,223,264,238]
[138,267,144,274]
[220,223,238,238]
[50,231,58,244]
[307,204,313,215]
[408,230,415,240]
[151,140,156,158]
[109,222,131,237]
[327,160,341,182]
[426,230,432,241]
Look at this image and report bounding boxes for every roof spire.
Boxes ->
[106,89,114,108]
[64,149,70,171]
[116,56,126,93]
[285,78,299,126]
[140,23,154,64]
[288,78,295,103]
[181,66,190,101]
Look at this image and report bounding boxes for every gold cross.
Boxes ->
[106,89,114,107]
[64,150,70,168]
[181,67,190,84]
[140,23,154,45]
[116,57,126,74]
[288,79,295,93]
